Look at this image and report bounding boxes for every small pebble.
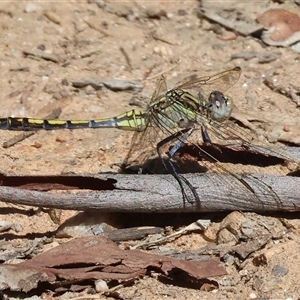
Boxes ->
[178,9,186,16]
[223,253,235,265]
[37,44,46,51]
[271,265,289,277]
[160,46,168,56]
[0,221,13,232]
[218,31,237,41]
[24,2,39,13]
[61,78,69,86]
[53,92,62,100]
[85,85,95,95]
[56,136,66,143]
[153,46,160,54]
[153,46,168,56]
[249,292,257,299]
[60,89,69,98]
[146,8,166,19]
[42,69,53,77]
[44,82,61,94]
[74,19,86,32]
[99,139,114,151]
[95,279,109,292]
[166,12,174,19]
[44,11,61,25]
[12,223,22,232]
[32,142,42,149]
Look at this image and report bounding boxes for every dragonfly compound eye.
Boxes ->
[209,91,233,121]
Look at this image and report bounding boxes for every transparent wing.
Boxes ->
[123,100,193,168]
[202,114,300,165]
[187,145,283,210]
[123,125,160,168]
[150,75,168,103]
[176,66,241,98]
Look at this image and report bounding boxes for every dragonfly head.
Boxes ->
[207,91,233,121]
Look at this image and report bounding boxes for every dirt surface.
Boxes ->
[1,1,300,299]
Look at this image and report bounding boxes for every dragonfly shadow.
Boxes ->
[123,155,207,175]
[178,144,285,167]
[288,169,300,177]
[123,143,285,176]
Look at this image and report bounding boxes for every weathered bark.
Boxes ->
[0,173,299,212]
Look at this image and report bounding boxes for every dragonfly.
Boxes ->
[0,67,295,208]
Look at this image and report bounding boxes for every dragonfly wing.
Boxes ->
[123,128,157,169]
[123,116,175,170]
[180,125,284,209]
[123,99,198,171]
[176,67,241,97]
[203,116,300,165]
[150,75,168,103]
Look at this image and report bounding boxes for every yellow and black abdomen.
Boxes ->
[0,109,147,132]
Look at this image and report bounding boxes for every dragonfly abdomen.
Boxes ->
[0,117,96,130]
[0,109,147,131]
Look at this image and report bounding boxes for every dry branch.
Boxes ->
[0,173,299,212]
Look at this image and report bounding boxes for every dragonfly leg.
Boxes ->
[201,126,223,153]
[201,126,212,144]
[156,128,201,206]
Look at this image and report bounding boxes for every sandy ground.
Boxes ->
[1,1,300,299]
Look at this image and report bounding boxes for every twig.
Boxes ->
[80,49,101,58]
[23,49,60,63]
[9,67,30,72]
[147,63,179,80]
[83,19,110,37]
[151,31,176,45]
[120,47,133,71]
[2,132,35,148]
[2,108,62,148]
[131,219,210,249]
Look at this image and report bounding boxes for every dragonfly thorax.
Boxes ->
[165,89,201,112]
[207,91,233,121]
[148,90,198,129]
